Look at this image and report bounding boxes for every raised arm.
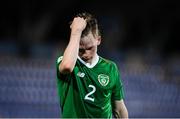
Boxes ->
[113,100,128,118]
[59,17,87,74]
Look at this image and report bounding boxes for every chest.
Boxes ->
[75,66,116,90]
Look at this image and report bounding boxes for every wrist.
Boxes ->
[71,29,83,35]
[70,30,82,42]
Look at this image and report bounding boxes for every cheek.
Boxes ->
[89,49,96,55]
[89,51,94,56]
[82,50,94,57]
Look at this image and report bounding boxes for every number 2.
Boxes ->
[84,85,96,102]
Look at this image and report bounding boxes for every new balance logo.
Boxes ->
[77,72,85,78]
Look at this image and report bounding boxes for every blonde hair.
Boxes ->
[76,12,101,38]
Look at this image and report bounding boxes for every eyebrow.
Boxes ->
[79,46,93,50]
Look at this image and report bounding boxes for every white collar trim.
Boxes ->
[78,54,99,68]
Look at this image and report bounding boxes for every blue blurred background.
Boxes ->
[0,0,180,118]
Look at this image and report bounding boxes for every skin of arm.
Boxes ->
[59,17,87,74]
[113,100,128,118]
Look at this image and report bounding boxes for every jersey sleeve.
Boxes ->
[56,56,68,80]
[111,63,124,101]
[56,56,63,78]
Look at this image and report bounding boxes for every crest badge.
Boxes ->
[98,74,109,86]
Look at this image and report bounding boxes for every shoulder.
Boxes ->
[99,56,119,72]
[99,56,118,67]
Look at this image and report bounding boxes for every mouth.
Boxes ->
[82,57,89,62]
[82,57,92,63]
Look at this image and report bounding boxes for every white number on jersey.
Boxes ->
[84,85,96,102]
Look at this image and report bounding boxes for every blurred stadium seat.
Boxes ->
[0,43,180,118]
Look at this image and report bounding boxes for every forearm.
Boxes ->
[113,100,128,118]
[59,17,86,74]
[59,30,81,73]
[116,107,128,118]
[114,108,128,118]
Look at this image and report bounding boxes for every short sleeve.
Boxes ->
[111,63,124,101]
[56,56,63,78]
[56,56,70,80]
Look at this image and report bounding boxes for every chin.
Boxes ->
[82,58,91,63]
[83,59,89,62]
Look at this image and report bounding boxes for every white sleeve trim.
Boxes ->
[57,56,63,63]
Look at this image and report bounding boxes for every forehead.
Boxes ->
[80,33,96,48]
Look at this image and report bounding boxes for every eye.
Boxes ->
[79,49,85,53]
[87,47,93,50]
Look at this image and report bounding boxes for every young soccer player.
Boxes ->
[56,12,128,118]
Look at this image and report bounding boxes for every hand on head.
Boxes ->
[70,17,87,32]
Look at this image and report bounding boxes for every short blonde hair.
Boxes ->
[76,12,101,38]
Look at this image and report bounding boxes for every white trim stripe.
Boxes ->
[57,56,63,63]
[78,54,99,68]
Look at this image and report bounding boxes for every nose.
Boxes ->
[82,52,89,59]
[82,54,88,59]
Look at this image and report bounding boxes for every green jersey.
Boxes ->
[56,55,124,118]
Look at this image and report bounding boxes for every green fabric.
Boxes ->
[56,56,124,118]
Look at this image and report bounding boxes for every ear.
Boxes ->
[96,36,101,46]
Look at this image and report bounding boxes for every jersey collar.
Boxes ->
[78,54,99,68]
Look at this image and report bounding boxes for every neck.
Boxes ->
[89,53,98,64]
